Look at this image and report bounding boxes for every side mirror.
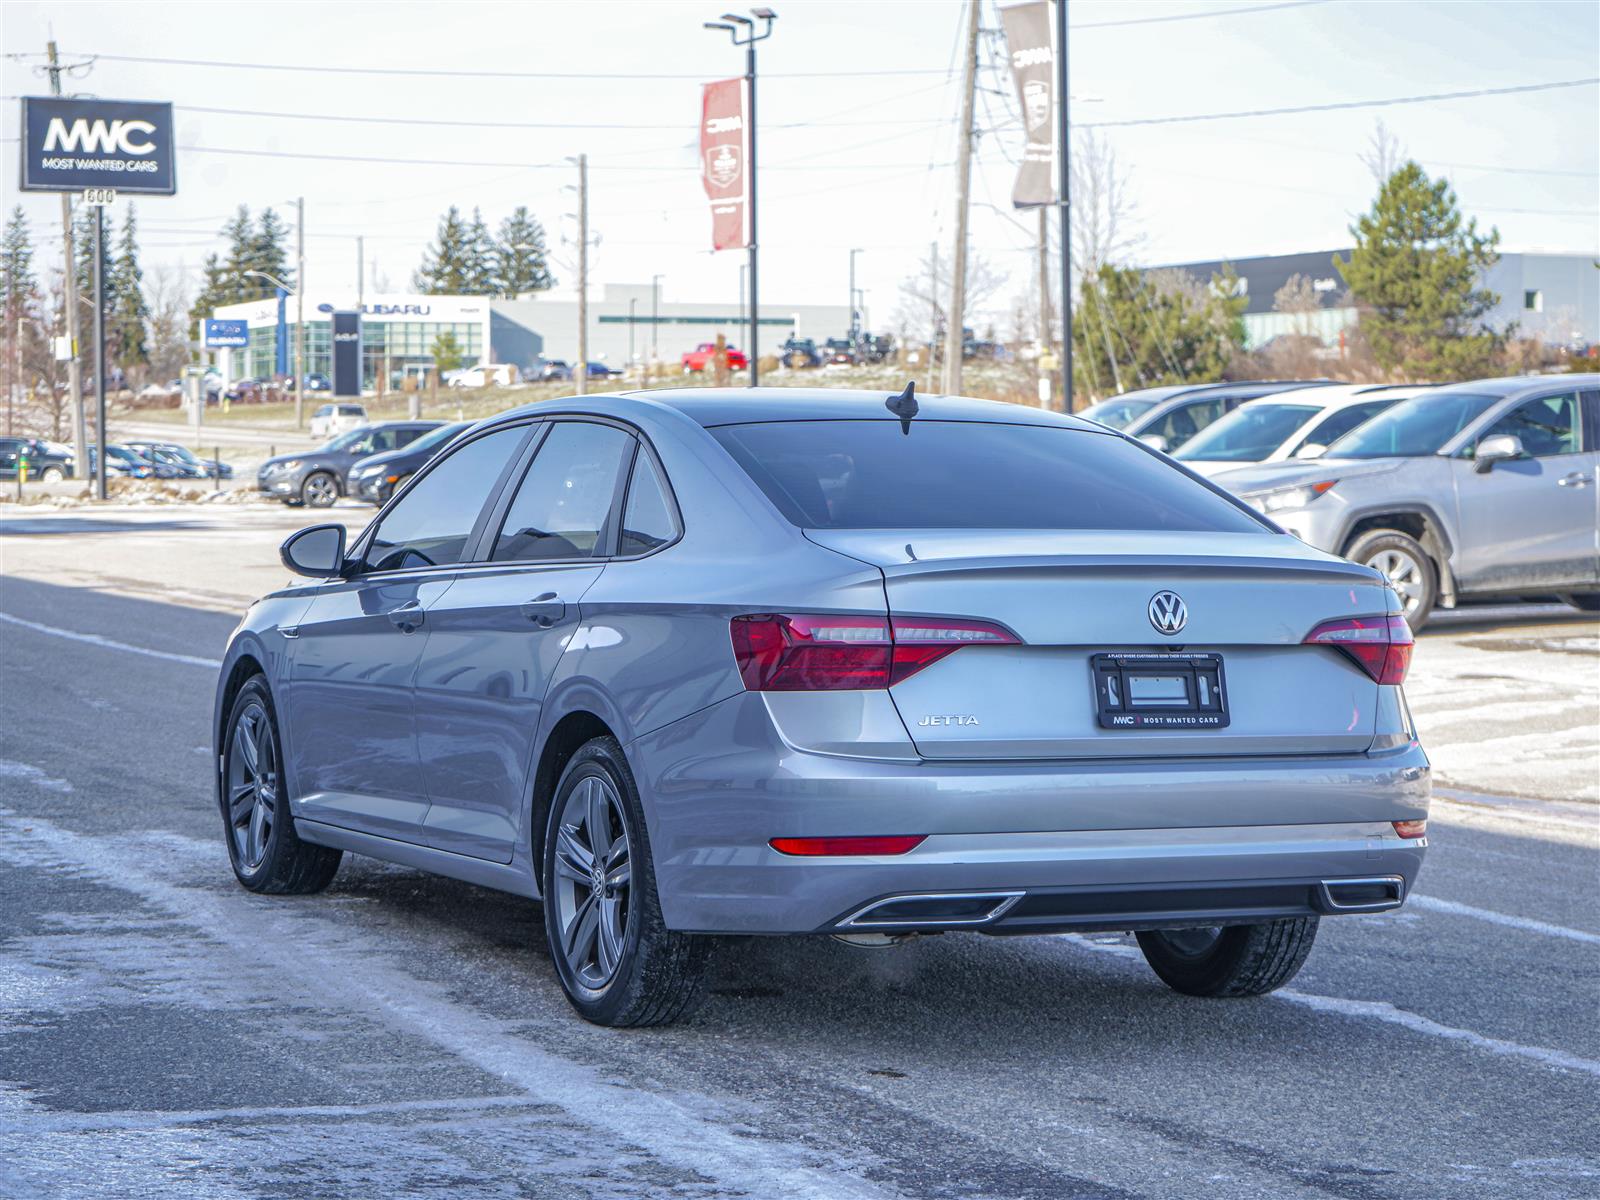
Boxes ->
[280,524,347,578]
[1473,433,1523,474]
[1293,442,1327,459]
[1139,434,1170,453]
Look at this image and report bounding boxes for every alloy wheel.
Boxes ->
[227,701,278,870]
[303,474,338,507]
[553,773,633,990]
[1367,548,1425,616]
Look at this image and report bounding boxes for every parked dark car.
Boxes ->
[124,440,235,480]
[584,361,623,379]
[822,338,858,367]
[77,445,177,480]
[256,422,442,507]
[286,373,332,394]
[0,437,75,482]
[224,378,269,403]
[348,421,471,504]
[780,337,821,368]
[538,360,573,382]
[859,332,896,364]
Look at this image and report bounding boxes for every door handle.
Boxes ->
[520,593,566,627]
[1557,472,1592,488]
[387,600,425,632]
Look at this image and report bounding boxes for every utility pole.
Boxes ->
[1038,207,1053,409]
[848,248,863,345]
[1056,0,1073,410]
[651,273,663,367]
[941,0,980,398]
[45,41,88,484]
[294,197,305,426]
[357,235,364,308]
[925,240,939,395]
[575,153,589,397]
[92,204,106,501]
[704,9,776,385]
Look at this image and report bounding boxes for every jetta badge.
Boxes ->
[1148,591,1187,636]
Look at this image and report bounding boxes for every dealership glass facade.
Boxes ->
[237,317,485,388]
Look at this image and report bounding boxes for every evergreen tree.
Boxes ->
[1339,162,1501,380]
[73,205,119,387]
[2,206,35,321]
[414,206,475,293]
[248,207,295,293]
[110,203,151,368]
[430,331,465,375]
[494,206,555,296]
[188,251,230,341]
[464,207,497,295]
[221,206,265,300]
[1071,263,1246,398]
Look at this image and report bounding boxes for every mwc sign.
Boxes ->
[19,97,176,195]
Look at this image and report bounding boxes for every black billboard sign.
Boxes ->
[331,311,363,397]
[19,97,177,195]
[1000,2,1055,209]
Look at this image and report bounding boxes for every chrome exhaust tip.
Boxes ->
[837,891,1025,930]
[1316,876,1405,913]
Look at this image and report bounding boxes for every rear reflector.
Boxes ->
[731,613,1018,690]
[769,835,927,857]
[1303,614,1413,685]
[1393,819,1427,839]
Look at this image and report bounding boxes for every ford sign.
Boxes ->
[203,319,249,349]
[19,97,177,196]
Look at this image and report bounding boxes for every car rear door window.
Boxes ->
[1478,392,1580,457]
[1147,399,1224,448]
[618,450,678,555]
[491,422,634,561]
[712,420,1262,533]
[362,426,528,572]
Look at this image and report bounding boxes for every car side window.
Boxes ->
[1307,400,1392,448]
[491,422,634,562]
[394,427,427,449]
[619,450,678,556]
[1480,392,1580,457]
[1150,399,1223,447]
[361,427,527,573]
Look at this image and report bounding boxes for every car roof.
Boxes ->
[1427,373,1599,397]
[610,387,1103,430]
[1234,382,1430,411]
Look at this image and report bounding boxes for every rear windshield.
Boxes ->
[712,420,1263,533]
[1175,404,1321,462]
[1325,392,1500,458]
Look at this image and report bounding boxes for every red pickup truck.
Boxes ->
[680,342,749,372]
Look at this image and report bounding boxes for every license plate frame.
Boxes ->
[1091,652,1229,730]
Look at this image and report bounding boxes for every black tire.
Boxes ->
[541,736,711,1027]
[220,676,342,895]
[1345,529,1437,631]
[1136,918,1318,997]
[300,470,339,508]
[1558,593,1600,613]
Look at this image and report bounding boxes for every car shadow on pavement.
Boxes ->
[0,516,212,537]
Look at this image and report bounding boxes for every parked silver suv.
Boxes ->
[1215,376,1600,628]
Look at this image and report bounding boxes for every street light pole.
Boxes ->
[294,196,306,427]
[650,273,664,367]
[1056,0,1072,411]
[848,248,863,345]
[704,8,776,386]
[92,204,107,501]
[628,297,637,367]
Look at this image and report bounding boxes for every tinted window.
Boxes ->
[1477,392,1579,457]
[619,451,677,555]
[1301,399,1396,450]
[393,426,432,449]
[1583,390,1599,452]
[491,422,634,561]
[1175,404,1320,462]
[1326,391,1500,458]
[405,422,471,456]
[339,405,365,416]
[1078,397,1158,429]
[1143,399,1224,449]
[712,421,1262,533]
[362,427,526,572]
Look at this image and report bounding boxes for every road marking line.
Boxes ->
[0,809,891,1200]
[1409,894,1600,946]
[1059,934,1600,1078]
[0,611,222,669]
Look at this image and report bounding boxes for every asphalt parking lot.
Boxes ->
[1,503,1597,1199]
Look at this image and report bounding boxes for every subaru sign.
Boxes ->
[202,319,248,349]
[19,97,177,195]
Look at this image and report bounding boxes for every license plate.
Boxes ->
[1091,652,1229,730]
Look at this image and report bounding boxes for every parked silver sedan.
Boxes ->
[1216,375,1600,628]
[214,387,1430,1026]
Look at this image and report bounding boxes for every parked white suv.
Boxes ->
[309,403,368,439]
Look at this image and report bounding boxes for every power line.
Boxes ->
[1073,0,1327,29]
[1080,78,1599,129]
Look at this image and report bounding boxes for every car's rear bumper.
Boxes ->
[628,692,1430,935]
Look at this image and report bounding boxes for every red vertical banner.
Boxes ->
[701,77,748,251]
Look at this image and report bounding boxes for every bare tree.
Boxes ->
[1070,129,1143,277]
[894,246,1009,345]
[1359,119,1406,185]
[146,265,192,384]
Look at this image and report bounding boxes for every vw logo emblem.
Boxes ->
[1148,591,1188,636]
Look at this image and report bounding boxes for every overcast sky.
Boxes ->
[4,0,1596,331]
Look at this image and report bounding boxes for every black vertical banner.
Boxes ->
[1001,1,1057,209]
[331,310,362,397]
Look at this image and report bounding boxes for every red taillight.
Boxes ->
[730,613,1018,691]
[1303,614,1413,685]
[769,835,926,856]
[1393,819,1427,839]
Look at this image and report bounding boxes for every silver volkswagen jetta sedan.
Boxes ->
[214,387,1429,1026]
